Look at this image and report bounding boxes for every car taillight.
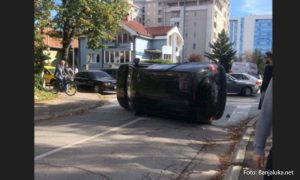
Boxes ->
[208,64,217,71]
[256,80,261,86]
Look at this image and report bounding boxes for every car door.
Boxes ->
[74,72,84,86]
[241,74,250,81]
[86,72,95,87]
[227,76,240,93]
[75,72,89,87]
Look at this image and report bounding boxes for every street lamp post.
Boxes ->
[72,46,75,73]
[70,43,75,73]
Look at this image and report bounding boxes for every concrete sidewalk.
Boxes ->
[34,91,117,121]
[224,117,272,180]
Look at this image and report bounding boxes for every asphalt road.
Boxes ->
[35,94,260,180]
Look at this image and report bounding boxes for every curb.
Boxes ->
[34,103,102,121]
[224,117,257,180]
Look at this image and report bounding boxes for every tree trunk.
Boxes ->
[61,27,75,63]
[62,42,70,61]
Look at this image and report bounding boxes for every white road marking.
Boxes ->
[35,117,145,161]
[228,105,252,122]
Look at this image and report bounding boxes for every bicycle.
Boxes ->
[48,76,77,96]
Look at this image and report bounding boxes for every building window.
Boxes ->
[96,54,100,63]
[126,51,130,63]
[214,22,217,28]
[123,33,128,43]
[158,18,162,23]
[105,51,109,63]
[109,51,114,63]
[118,33,122,43]
[193,43,196,49]
[158,10,162,15]
[120,52,125,63]
[115,51,119,63]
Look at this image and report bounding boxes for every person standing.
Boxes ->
[258,52,273,109]
[253,78,273,180]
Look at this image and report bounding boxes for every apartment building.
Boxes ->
[229,14,272,56]
[134,0,230,61]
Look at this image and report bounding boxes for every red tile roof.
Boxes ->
[145,26,174,36]
[123,20,152,37]
[41,29,78,49]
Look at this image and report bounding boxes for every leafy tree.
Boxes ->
[52,0,130,62]
[34,0,55,73]
[251,49,265,75]
[205,29,236,73]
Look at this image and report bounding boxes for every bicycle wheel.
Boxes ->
[65,81,77,96]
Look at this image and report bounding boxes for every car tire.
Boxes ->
[242,87,252,96]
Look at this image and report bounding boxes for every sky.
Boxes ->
[51,0,273,18]
[229,0,272,18]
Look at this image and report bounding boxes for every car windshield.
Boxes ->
[227,74,238,81]
[92,71,113,79]
[244,74,257,80]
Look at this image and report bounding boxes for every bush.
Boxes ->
[34,74,43,91]
[188,54,204,62]
[143,59,172,64]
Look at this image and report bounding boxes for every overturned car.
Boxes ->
[116,61,227,123]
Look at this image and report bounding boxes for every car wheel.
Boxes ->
[94,85,101,93]
[242,87,252,96]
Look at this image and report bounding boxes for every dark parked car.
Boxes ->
[74,70,116,93]
[226,74,259,96]
[116,62,227,123]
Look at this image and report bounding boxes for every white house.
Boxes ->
[79,20,184,70]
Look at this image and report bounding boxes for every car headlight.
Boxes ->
[105,82,111,86]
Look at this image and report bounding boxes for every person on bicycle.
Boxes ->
[64,63,75,80]
[54,60,68,90]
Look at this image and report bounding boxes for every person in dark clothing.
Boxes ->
[258,52,273,109]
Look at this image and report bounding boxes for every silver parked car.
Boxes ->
[226,74,259,96]
[230,73,262,87]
